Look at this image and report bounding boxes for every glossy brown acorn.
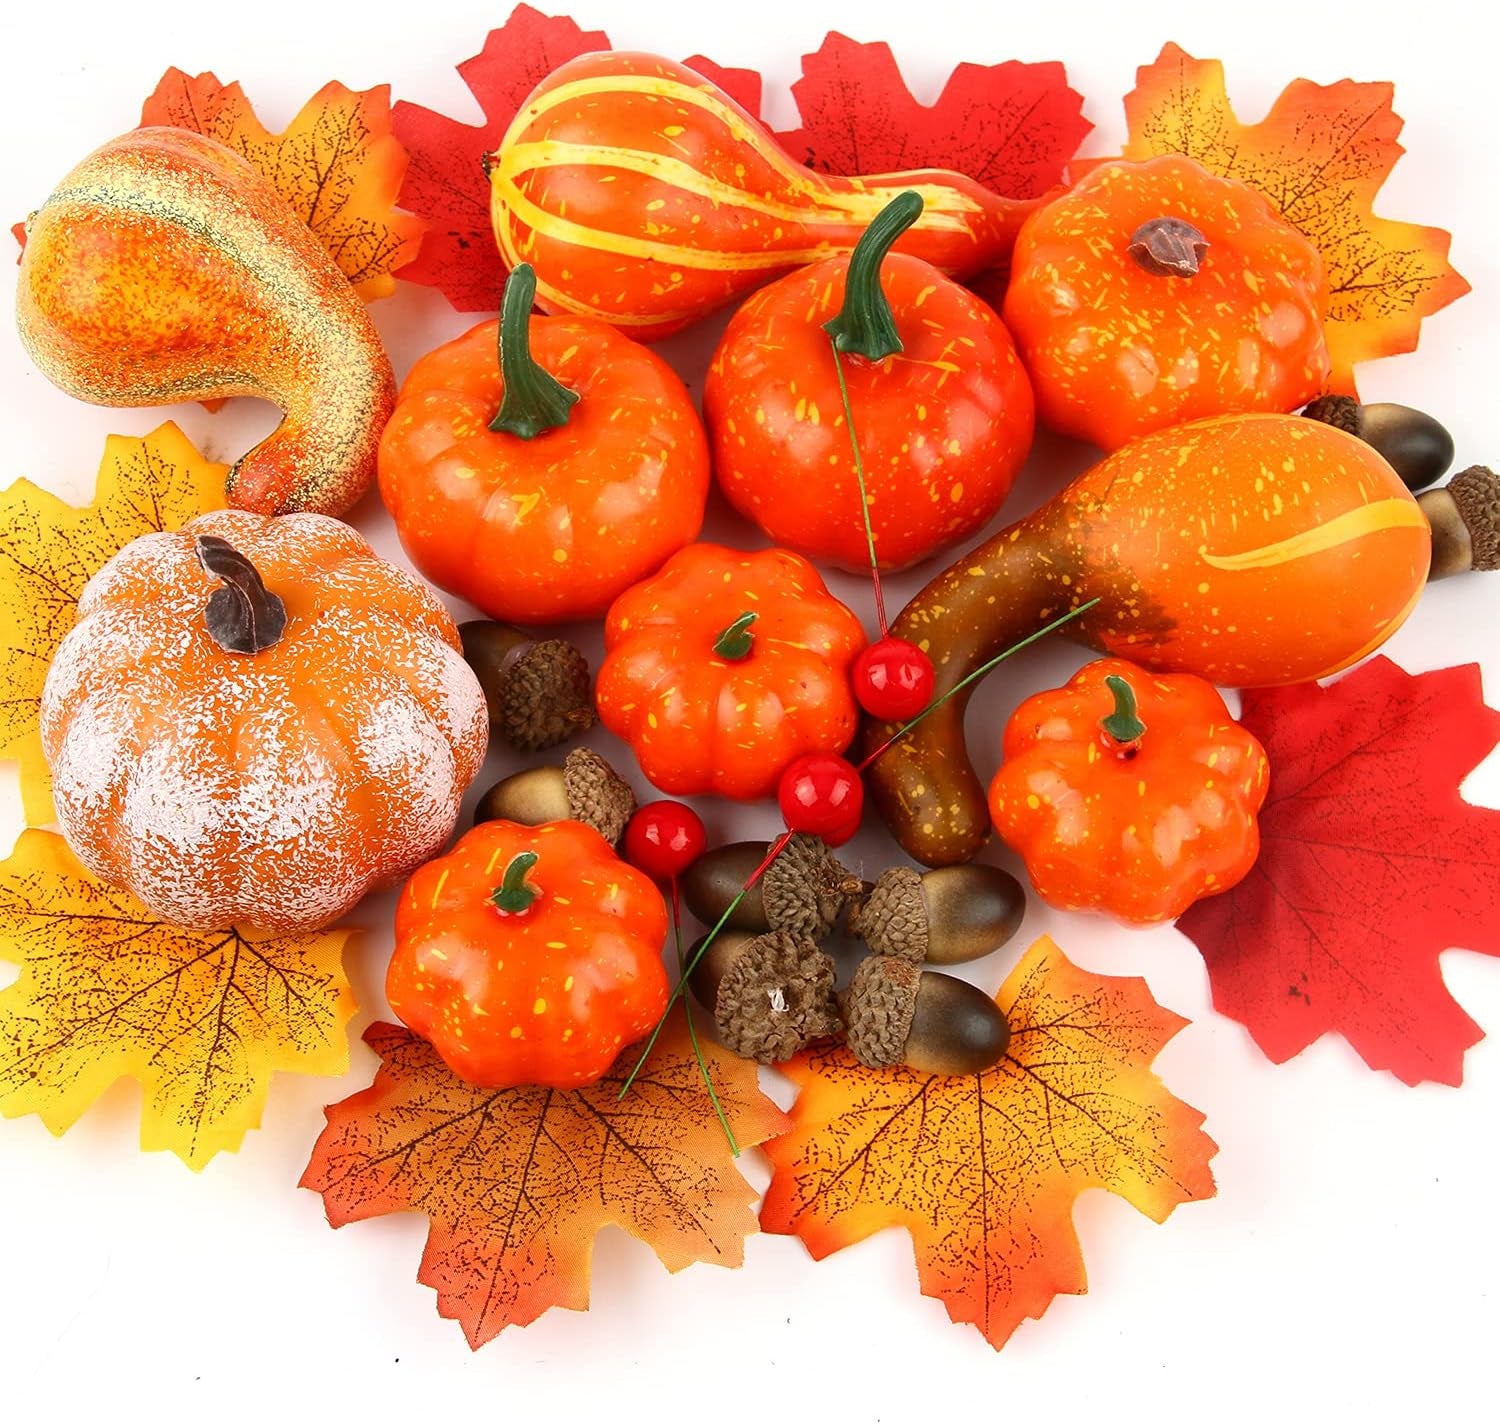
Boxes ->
[686,929,841,1064]
[1303,395,1454,493]
[459,620,595,752]
[849,864,1026,965]
[842,956,1011,1075]
[680,836,861,940]
[1418,465,1500,579]
[473,748,636,846]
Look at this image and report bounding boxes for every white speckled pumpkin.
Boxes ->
[40,509,488,931]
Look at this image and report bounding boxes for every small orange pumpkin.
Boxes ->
[39,509,489,931]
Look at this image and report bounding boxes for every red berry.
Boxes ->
[852,637,936,721]
[778,753,864,839]
[623,800,707,881]
[818,802,864,848]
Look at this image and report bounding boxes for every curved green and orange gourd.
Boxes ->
[865,413,1432,865]
[488,52,1035,338]
[16,127,395,516]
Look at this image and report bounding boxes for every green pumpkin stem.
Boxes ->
[490,851,541,914]
[822,190,923,361]
[1101,674,1147,745]
[712,611,758,660]
[489,263,580,439]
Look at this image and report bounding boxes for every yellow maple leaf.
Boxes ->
[762,936,1218,1349]
[0,422,224,826]
[1092,43,1470,392]
[140,69,426,300]
[0,830,358,1169]
[302,1010,788,1347]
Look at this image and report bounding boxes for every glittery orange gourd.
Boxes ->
[15,128,396,517]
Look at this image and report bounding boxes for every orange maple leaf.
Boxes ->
[0,422,225,826]
[1090,43,1469,392]
[301,1011,788,1348]
[760,936,1217,1349]
[0,830,358,1170]
[140,69,425,300]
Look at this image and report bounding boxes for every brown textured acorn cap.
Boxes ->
[1449,465,1500,572]
[841,955,920,1070]
[1302,394,1360,435]
[499,639,596,751]
[848,866,928,961]
[760,833,861,940]
[561,748,636,846]
[712,930,840,1064]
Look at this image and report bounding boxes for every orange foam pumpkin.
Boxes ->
[39,509,488,931]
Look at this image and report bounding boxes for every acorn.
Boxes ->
[460,620,596,752]
[841,956,1010,1075]
[847,864,1026,965]
[680,835,862,940]
[473,747,636,846]
[686,929,841,1064]
[1418,465,1500,579]
[1302,395,1454,493]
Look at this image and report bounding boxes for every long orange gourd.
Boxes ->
[16,128,395,517]
[488,52,1034,339]
[864,413,1433,866]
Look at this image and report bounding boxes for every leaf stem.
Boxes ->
[619,831,792,1099]
[671,881,739,1156]
[830,342,888,637]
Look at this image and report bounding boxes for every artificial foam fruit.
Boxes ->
[40,510,487,930]
[16,128,395,516]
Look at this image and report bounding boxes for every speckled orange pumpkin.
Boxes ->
[16,128,395,516]
[386,818,670,1090]
[39,509,488,931]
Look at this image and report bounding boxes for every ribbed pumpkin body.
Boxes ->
[16,127,395,516]
[40,510,488,931]
[489,52,1033,338]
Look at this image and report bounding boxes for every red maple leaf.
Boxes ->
[389,5,611,312]
[682,56,763,118]
[1177,657,1500,1087]
[777,32,1089,199]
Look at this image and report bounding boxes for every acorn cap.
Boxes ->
[847,866,927,961]
[760,833,862,940]
[562,748,637,846]
[712,930,841,1064]
[1449,465,1500,572]
[501,638,596,750]
[841,955,920,1071]
[1302,394,1359,435]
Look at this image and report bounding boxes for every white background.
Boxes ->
[3,1,1499,1418]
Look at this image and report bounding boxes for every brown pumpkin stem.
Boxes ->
[1128,217,1209,277]
[194,535,287,654]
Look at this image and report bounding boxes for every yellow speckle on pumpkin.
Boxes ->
[533,998,547,1015]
